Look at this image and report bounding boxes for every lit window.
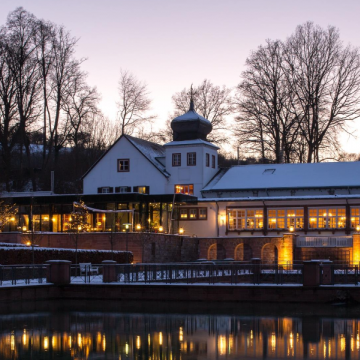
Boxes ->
[178,207,207,221]
[228,209,263,230]
[308,207,346,229]
[351,208,360,228]
[180,209,188,219]
[187,152,196,166]
[199,208,207,219]
[117,159,129,172]
[175,184,194,195]
[172,153,181,167]
[189,209,197,219]
[206,153,210,167]
[138,187,147,194]
[268,208,304,230]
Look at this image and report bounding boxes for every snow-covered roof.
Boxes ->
[202,162,360,192]
[172,110,212,126]
[199,194,360,202]
[164,139,219,149]
[125,135,170,177]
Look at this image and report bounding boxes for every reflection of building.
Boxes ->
[2,97,360,264]
[0,311,359,360]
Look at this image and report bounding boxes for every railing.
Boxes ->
[0,265,47,286]
[69,263,304,285]
[1,263,360,286]
[297,236,353,248]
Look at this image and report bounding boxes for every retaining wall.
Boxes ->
[0,284,359,304]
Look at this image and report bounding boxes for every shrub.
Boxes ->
[0,247,133,265]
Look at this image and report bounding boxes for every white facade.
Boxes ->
[164,140,219,197]
[83,136,168,195]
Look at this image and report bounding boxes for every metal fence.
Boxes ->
[0,265,47,286]
[68,263,304,285]
[1,263,359,286]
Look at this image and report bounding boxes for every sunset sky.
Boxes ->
[2,0,360,155]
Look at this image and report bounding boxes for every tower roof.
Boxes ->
[171,88,212,141]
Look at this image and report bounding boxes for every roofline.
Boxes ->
[198,194,360,202]
[82,134,169,180]
[125,135,169,178]
[164,140,219,149]
[202,185,360,193]
[81,134,125,179]
[203,168,230,189]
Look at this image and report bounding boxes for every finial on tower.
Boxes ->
[189,84,194,111]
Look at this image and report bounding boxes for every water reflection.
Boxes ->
[0,309,359,359]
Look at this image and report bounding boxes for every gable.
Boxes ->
[83,135,169,180]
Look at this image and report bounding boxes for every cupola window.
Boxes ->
[172,153,181,166]
[187,152,196,166]
[206,153,210,167]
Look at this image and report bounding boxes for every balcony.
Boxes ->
[296,236,353,248]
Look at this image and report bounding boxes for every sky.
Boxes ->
[1,0,360,155]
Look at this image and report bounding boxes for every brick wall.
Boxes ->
[1,232,355,264]
[0,232,198,263]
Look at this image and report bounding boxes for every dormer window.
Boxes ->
[172,153,181,166]
[263,169,275,175]
[187,152,196,166]
[117,159,129,172]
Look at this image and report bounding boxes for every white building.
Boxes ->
[3,97,360,264]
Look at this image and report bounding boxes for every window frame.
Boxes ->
[172,153,181,167]
[187,152,196,166]
[227,208,264,231]
[117,159,130,172]
[212,155,215,168]
[268,208,304,230]
[351,207,360,229]
[175,184,194,195]
[308,207,346,230]
[178,207,207,221]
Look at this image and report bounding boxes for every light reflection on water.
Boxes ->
[0,308,359,359]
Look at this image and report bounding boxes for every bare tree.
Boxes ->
[283,22,360,162]
[235,40,300,163]
[60,70,100,184]
[171,80,234,145]
[116,70,154,136]
[0,31,18,191]
[236,22,360,163]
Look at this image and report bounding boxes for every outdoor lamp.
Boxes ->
[158,226,164,232]
[136,224,141,231]
[220,214,226,225]
[289,225,294,233]
[356,225,360,232]
[179,227,184,235]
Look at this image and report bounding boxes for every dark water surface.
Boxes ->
[0,300,360,359]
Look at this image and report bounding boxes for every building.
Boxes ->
[1,97,360,265]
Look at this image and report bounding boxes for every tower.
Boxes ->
[165,93,219,197]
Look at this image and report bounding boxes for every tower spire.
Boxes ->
[189,84,194,111]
